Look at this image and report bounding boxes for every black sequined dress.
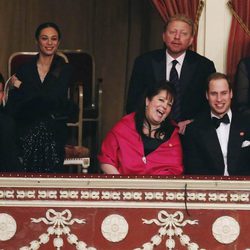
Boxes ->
[6,54,76,173]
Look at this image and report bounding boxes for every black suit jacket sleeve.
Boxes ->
[126,57,144,113]
[126,50,166,114]
[180,51,216,120]
[234,58,250,115]
[126,56,155,114]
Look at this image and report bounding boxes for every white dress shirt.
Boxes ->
[211,109,232,176]
[166,51,186,80]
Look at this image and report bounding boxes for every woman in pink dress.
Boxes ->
[98,81,183,175]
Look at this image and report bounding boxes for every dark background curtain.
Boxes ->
[0,0,164,139]
[227,0,250,83]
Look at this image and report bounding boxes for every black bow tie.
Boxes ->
[212,114,230,129]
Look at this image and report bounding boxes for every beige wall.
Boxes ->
[197,0,232,72]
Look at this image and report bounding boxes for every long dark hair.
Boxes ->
[135,80,176,139]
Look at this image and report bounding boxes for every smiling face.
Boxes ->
[37,27,60,56]
[145,90,173,126]
[163,20,194,58]
[206,78,233,118]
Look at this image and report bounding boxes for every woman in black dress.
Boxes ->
[6,22,76,173]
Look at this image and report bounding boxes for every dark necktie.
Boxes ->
[169,60,181,122]
[212,114,230,129]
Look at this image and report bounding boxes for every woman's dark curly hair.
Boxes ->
[134,80,176,139]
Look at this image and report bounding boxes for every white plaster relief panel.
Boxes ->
[134,210,205,250]
[0,213,17,241]
[212,216,240,244]
[101,214,129,242]
[20,209,96,250]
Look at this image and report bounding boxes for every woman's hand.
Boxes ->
[101,163,120,174]
[178,119,193,135]
[11,75,22,88]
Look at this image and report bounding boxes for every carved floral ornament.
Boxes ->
[134,210,206,250]
[101,214,129,242]
[0,209,244,249]
[212,216,240,244]
[0,213,17,241]
[20,209,96,250]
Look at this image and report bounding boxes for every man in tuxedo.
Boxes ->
[126,14,216,134]
[184,72,250,175]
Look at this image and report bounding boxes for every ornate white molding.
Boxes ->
[212,216,240,244]
[145,192,164,200]
[1,175,250,209]
[16,190,35,199]
[38,190,57,199]
[20,209,96,250]
[134,210,204,250]
[1,176,250,248]
[188,192,206,201]
[81,191,100,199]
[101,191,121,200]
[0,213,17,241]
[2,189,250,205]
[0,190,14,198]
[166,192,185,201]
[123,192,142,200]
[60,190,79,199]
[101,214,128,242]
[230,193,249,202]
[208,193,228,202]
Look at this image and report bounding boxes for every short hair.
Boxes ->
[206,72,232,91]
[35,22,61,40]
[164,14,195,35]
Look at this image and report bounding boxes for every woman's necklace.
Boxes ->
[143,121,165,139]
[37,63,50,82]
[37,56,53,83]
[143,122,160,131]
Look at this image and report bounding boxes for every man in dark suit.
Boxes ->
[126,14,216,134]
[0,73,21,172]
[0,113,21,172]
[184,72,250,175]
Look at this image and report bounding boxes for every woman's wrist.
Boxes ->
[13,79,22,88]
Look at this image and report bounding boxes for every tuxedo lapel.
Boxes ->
[152,50,166,82]
[227,114,244,173]
[198,115,225,171]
